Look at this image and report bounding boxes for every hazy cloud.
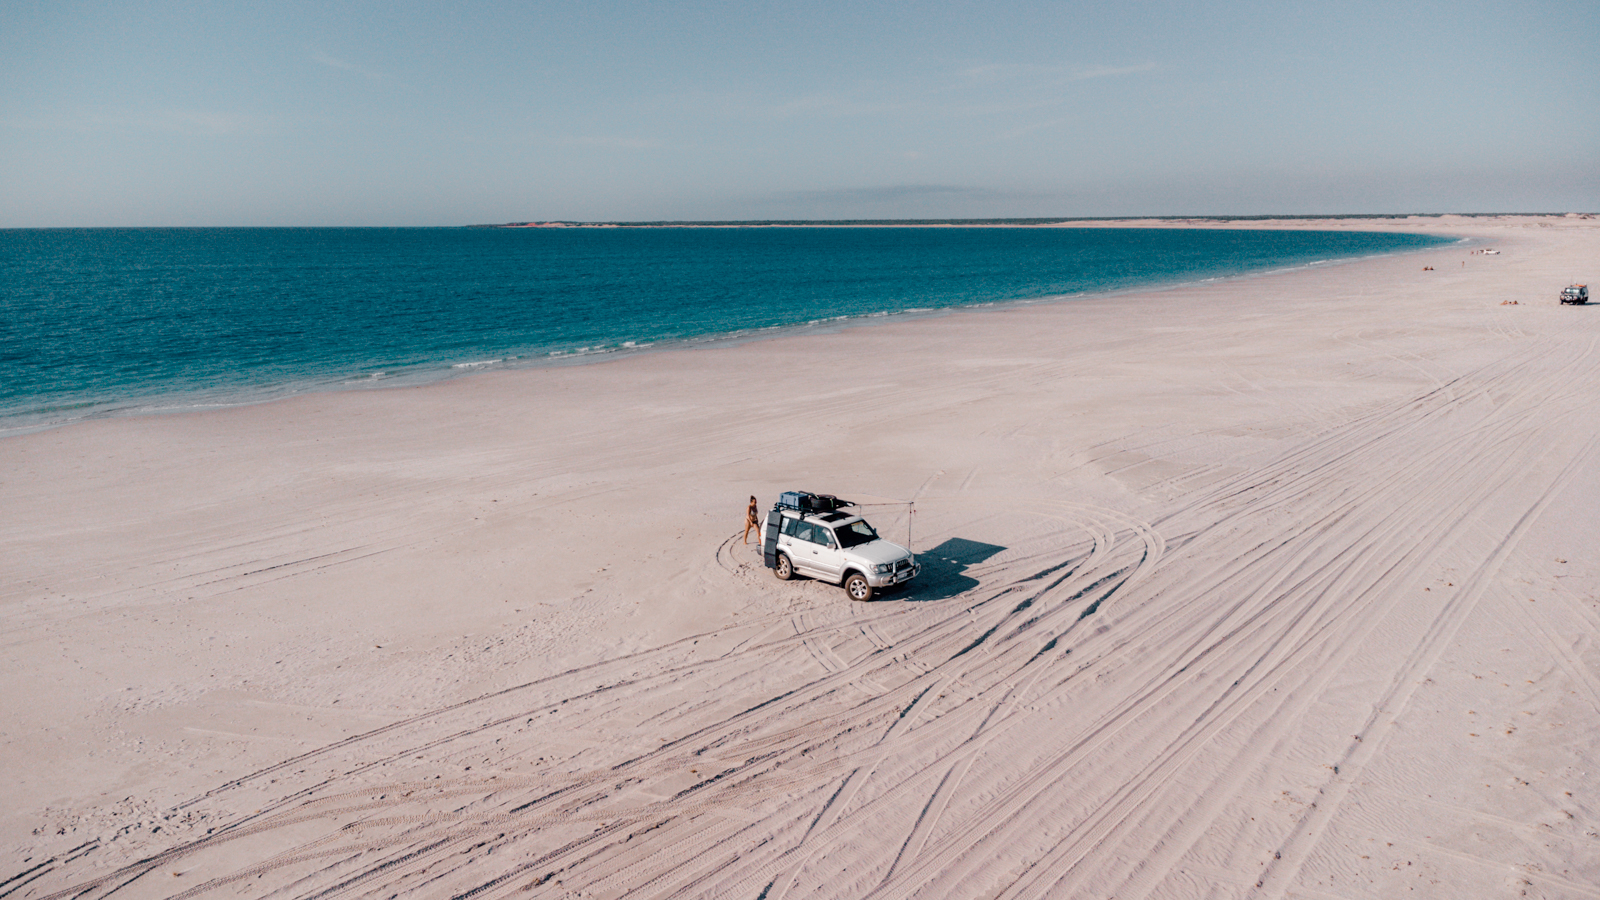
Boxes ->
[552,135,663,150]
[737,183,1073,220]
[961,62,1156,84]
[774,184,1051,204]
[0,108,268,136]
[310,49,383,80]
[990,117,1072,141]
[1069,63,1158,81]
[764,92,905,119]
[677,59,1157,126]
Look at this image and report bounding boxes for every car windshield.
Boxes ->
[835,519,879,548]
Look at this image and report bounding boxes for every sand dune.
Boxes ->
[4,216,1598,899]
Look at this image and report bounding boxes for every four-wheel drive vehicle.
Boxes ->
[762,492,919,601]
[1561,284,1589,305]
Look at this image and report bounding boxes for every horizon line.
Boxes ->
[5,212,1596,231]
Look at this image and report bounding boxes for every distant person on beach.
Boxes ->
[743,496,761,544]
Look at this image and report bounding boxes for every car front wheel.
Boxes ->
[774,553,794,580]
[844,573,873,601]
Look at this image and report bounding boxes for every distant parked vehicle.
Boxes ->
[1560,284,1589,305]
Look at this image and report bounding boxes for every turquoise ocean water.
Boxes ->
[0,226,1454,434]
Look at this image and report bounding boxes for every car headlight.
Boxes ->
[873,563,893,574]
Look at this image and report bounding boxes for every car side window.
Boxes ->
[781,516,801,537]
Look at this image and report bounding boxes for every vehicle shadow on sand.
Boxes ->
[885,538,1008,603]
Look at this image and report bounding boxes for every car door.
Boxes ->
[806,525,846,583]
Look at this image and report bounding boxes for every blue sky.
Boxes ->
[3,0,1597,225]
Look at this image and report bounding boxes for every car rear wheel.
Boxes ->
[774,553,794,581]
[844,573,873,601]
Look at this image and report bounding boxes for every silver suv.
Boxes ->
[764,504,920,601]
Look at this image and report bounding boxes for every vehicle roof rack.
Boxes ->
[775,491,855,513]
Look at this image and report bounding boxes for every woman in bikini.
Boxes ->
[742,496,761,544]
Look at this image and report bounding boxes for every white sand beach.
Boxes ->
[4,216,1598,899]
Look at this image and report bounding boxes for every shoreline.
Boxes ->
[2,221,1464,439]
[5,216,1598,897]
